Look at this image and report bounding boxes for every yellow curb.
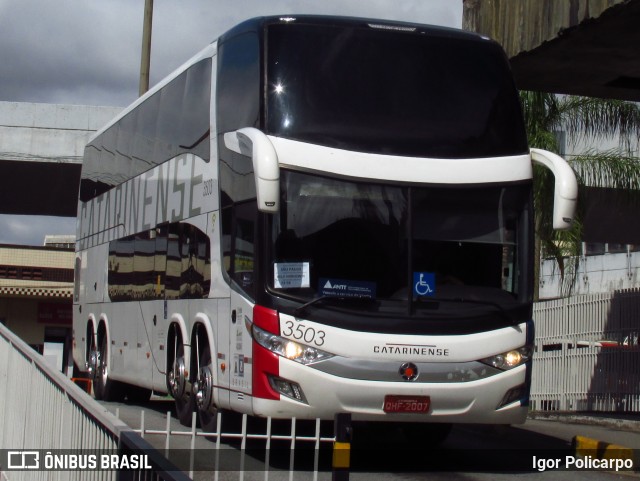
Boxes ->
[573,435,635,462]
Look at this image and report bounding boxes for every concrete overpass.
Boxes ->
[0,102,121,217]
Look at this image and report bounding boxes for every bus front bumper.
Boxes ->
[252,359,529,424]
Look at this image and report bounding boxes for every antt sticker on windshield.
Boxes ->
[319,278,376,299]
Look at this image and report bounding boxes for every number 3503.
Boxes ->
[282,321,326,346]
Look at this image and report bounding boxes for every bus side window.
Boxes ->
[107,223,210,302]
[176,223,211,299]
[133,231,156,300]
[154,226,168,299]
[166,227,181,299]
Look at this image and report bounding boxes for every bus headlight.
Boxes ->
[479,346,532,370]
[251,324,334,365]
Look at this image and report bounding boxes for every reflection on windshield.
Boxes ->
[266,23,528,158]
[411,186,521,298]
[269,170,530,315]
[272,172,407,298]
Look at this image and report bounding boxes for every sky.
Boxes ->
[0,0,462,245]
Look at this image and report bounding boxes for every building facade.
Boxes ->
[0,243,74,372]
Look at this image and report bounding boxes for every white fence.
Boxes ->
[532,289,640,412]
[111,409,336,480]
[0,325,117,481]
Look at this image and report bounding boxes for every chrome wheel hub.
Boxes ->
[168,356,186,398]
[194,365,213,410]
[87,348,98,377]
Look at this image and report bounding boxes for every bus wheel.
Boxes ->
[194,344,218,432]
[93,334,124,402]
[168,341,195,426]
[87,335,98,378]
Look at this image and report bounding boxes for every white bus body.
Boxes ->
[73,16,577,435]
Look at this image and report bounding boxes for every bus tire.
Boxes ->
[93,333,125,402]
[195,344,218,433]
[168,340,195,426]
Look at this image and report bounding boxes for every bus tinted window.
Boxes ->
[108,223,211,301]
[80,59,211,202]
[269,170,532,329]
[216,31,261,134]
[266,23,527,158]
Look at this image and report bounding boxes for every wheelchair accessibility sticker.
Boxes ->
[414,272,435,297]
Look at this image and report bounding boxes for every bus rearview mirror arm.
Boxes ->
[530,148,578,230]
[224,128,280,213]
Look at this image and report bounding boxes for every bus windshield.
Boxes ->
[269,170,532,327]
[266,21,528,158]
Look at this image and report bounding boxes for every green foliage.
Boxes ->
[560,97,640,149]
[522,91,640,297]
[571,151,640,190]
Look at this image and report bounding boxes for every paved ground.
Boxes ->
[527,411,640,451]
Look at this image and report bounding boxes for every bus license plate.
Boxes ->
[383,395,430,413]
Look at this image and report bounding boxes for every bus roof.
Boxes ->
[219,15,488,45]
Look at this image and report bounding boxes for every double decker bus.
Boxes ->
[73,15,577,439]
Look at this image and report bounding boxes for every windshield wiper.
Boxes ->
[294,296,376,318]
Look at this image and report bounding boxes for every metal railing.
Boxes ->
[532,289,640,412]
[109,408,338,480]
[0,322,189,481]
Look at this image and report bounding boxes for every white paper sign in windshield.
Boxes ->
[274,262,310,288]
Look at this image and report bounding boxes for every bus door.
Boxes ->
[227,202,257,413]
[131,232,159,384]
[229,290,254,412]
[150,226,169,390]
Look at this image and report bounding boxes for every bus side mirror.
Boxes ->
[224,127,280,213]
[531,148,578,230]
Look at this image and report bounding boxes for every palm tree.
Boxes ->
[521,92,640,297]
